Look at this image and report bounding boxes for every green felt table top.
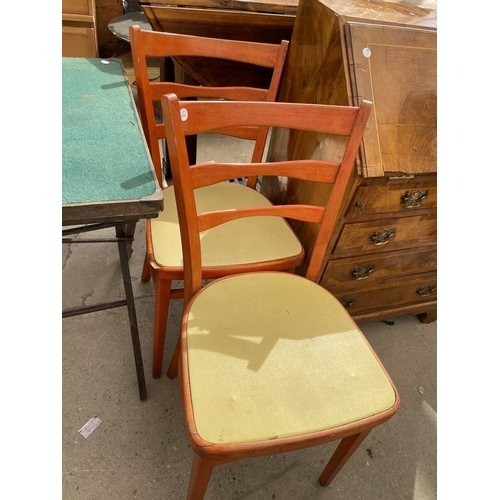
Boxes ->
[62,58,161,209]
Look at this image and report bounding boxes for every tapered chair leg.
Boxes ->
[319,430,371,486]
[186,453,215,500]
[152,278,172,378]
[141,251,152,283]
[166,333,181,379]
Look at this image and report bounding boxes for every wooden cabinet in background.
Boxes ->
[139,0,297,88]
[262,0,437,323]
[62,0,99,57]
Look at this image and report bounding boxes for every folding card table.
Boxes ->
[62,57,163,400]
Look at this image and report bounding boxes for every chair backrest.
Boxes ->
[160,94,372,303]
[129,25,289,188]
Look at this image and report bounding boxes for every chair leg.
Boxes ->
[166,332,181,379]
[318,430,371,486]
[186,453,215,500]
[141,251,152,283]
[152,278,172,379]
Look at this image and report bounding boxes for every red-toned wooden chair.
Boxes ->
[128,26,297,379]
[161,94,400,499]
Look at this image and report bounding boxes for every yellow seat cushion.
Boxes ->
[185,272,397,445]
[151,182,303,268]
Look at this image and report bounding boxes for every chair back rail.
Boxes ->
[129,26,289,187]
[161,95,372,303]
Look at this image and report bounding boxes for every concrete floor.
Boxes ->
[62,132,437,499]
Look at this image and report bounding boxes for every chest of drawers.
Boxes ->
[261,0,437,324]
[321,176,437,322]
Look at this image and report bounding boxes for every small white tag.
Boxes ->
[180,108,188,121]
[363,47,371,58]
[100,60,110,65]
[78,416,102,439]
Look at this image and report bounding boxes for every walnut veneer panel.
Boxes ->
[347,23,437,177]
[317,0,437,28]
[332,214,437,259]
[322,247,436,290]
[261,0,437,323]
[345,179,437,219]
[330,272,437,317]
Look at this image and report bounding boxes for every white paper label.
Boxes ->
[363,48,371,58]
[78,416,102,439]
[180,108,188,121]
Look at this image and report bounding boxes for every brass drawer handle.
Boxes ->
[370,228,396,246]
[417,285,436,297]
[351,265,374,280]
[341,299,354,310]
[401,189,429,209]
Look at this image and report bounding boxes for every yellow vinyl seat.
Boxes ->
[152,183,302,269]
[186,272,397,445]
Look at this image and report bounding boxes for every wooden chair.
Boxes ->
[129,26,296,378]
[161,94,400,499]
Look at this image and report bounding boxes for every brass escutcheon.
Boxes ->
[370,228,396,245]
[417,284,436,297]
[352,264,375,280]
[341,299,354,310]
[401,189,429,209]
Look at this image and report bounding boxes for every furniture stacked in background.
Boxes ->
[138,0,298,89]
[261,0,437,324]
[62,0,99,57]
[139,0,297,44]
[62,0,138,58]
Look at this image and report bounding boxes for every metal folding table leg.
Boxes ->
[116,223,148,401]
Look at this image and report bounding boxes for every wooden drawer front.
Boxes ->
[329,272,437,316]
[62,0,93,16]
[332,214,437,259]
[62,26,98,58]
[321,247,437,290]
[345,180,437,219]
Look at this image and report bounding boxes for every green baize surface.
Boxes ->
[62,58,156,204]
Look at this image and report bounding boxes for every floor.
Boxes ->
[61,51,437,500]
[62,222,437,500]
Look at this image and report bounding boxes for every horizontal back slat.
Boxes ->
[140,29,280,68]
[198,205,326,232]
[178,100,359,137]
[190,161,340,188]
[149,82,268,102]
[154,124,259,141]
